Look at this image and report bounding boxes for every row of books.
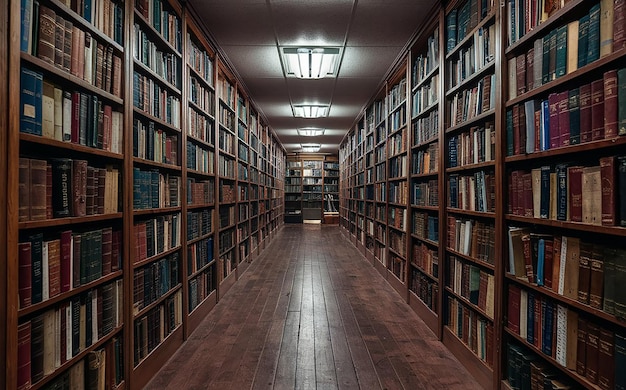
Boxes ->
[508,157,625,226]
[186,177,214,205]
[20,3,123,98]
[506,69,626,156]
[218,76,235,109]
[387,205,407,230]
[412,179,439,207]
[133,23,181,88]
[448,256,495,318]
[219,182,236,203]
[132,168,181,210]
[135,0,182,52]
[218,206,235,229]
[218,104,235,132]
[448,170,496,212]
[133,214,181,264]
[19,228,121,308]
[186,209,213,241]
[505,341,578,390]
[186,141,214,174]
[411,74,438,117]
[508,229,626,318]
[412,211,439,242]
[188,108,215,145]
[447,217,496,265]
[133,119,179,165]
[19,158,120,222]
[388,155,407,179]
[133,71,181,128]
[187,33,214,86]
[412,110,439,146]
[390,253,406,281]
[412,242,439,278]
[18,280,123,388]
[219,228,235,253]
[447,122,495,168]
[387,128,407,157]
[447,24,495,88]
[387,78,407,110]
[411,142,438,175]
[26,0,124,47]
[446,296,495,366]
[20,68,123,152]
[218,127,235,155]
[448,74,495,127]
[506,0,567,45]
[446,0,495,53]
[507,285,624,388]
[389,230,407,258]
[132,252,180,314]
[238,143,249,163]
[388,105,407,133]
[133,289,182,365]
[188,267,216,312]
[412,27,439,88]
[410,268,438,312]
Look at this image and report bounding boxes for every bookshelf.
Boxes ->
[502,1,626,389]
[322,159,339,223]
[183,15,217,335]
[5,0,286,388]
[284,158,302,223]
[408,16,443,336]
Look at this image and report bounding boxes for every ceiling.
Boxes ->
[188,0,438,155]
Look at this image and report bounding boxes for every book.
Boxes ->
[579,83,592,142]
[86,349,106,390]
[604,70,619,138]
[587,3,601,64]
[600,156,616,225]
[29,158,47,221]
[37,5,56,64]
[577,242,592,305]
[567,166,583,222]
[578,14,590,68]
[17,321,31,390]
[582,166,602,225]
[560,236,580,300]
[589,244,605,310]
[566,21,579,74]
[20,67,43,136]
[619,68,626,136]
[591,79,605,141]
[18,242,32,309]
[620,156,626,226]
[51,158,72,217]
[586,322,600,384]
[616,0,626,50]
[555,25,567,79]
[616,333,626,389]
[600,0,615,58]
[508,284,521,334]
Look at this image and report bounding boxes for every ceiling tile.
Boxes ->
[270,0,354,46]
[285,78,335,105]
[190,2,275,46]
[219,46,284,79]
[339,46,404,78]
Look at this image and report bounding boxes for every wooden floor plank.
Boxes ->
[145,225,482,390]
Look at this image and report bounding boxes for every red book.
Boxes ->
[18,158,30,222]
[29,159,47,221]
[548,93,560,149]
[18,242,32,309]
[586,322,601,384]
[510,170,520,215]
[534,295,542,349]
[523,172,533,217]
[508,284,521,334]
[598,328,615,390]
[513,104,521,155]
[47,239,61,298]
[102,105,112,151]
[543,238,554,290]
[591,79,605,141]
[600,156,617,225]
[111,230,120,271]
[72,159,87,217]
[522,233,534,283]
[615,0,626,50]
[17,321,31,390]
[516,54,527,96]
[60,230,72,293]
[45,163,52,220]
[558,91,570,147]
[604,70,619,138]
[579,83,593,143]
[568,166,584,222]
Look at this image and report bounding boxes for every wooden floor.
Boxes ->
[145,225,482,390]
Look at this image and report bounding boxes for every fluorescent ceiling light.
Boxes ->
[282,47,340,79]
[297,128,325,136]
[301,143,321,153]
[292,104,329,118]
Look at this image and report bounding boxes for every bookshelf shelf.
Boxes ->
[133,157,183,171]
[18,212,124,230]
[20,133,125,159]
[133,59,181,95]
[133,283,183,318]
[504,136,626,163]
[445,60,495,98]
[442,327,493,388]
[505,214,626,237]
[132,206,182,216]
[412,102,439,120]
[446,248,495,272]
[445,10,496,60]
[445,286,493,321]
[445,109,495,134]
[410,263,438,282]
[413,65,440,91]
[133,107,181,132]
[133,9,182,57]
[446,160,495,172]
[131,245,182,269]
[446,208,495,219]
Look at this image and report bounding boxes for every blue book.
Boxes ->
[555,25,568,78]
[20,0,33,53]
[539,166,551,219]
[541,299,554,356]
[29,233,44,304]
[555,163,568,221]
[506,109,514,156]
[83,0,92,23]
[446,9,458,53]
[541,99,550,150]
[20,67,43,135]
[536,239,545,286]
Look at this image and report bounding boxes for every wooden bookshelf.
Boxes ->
[4,0,286,388]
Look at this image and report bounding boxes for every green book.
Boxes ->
[578,14,590,68]
[555,25,568,78]
[568,88,580,145]
[506,109,514,156]
[587,4,601,64]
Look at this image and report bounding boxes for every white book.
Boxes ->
[53,87,63,140]
[520,289,528,339]
[84,32,94,84]
[65,303,72,359]
[558,236,568,295]
[555,304,568,366]
[54,308,62,368]
[91,289,98,342]
[62,91,72,142]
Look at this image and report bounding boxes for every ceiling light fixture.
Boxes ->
[301,143,321,153]
[292,104,329,118]
[282,47,340,79]
[297,127,326,136]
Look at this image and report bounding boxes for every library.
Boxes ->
[2,0,625,389]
